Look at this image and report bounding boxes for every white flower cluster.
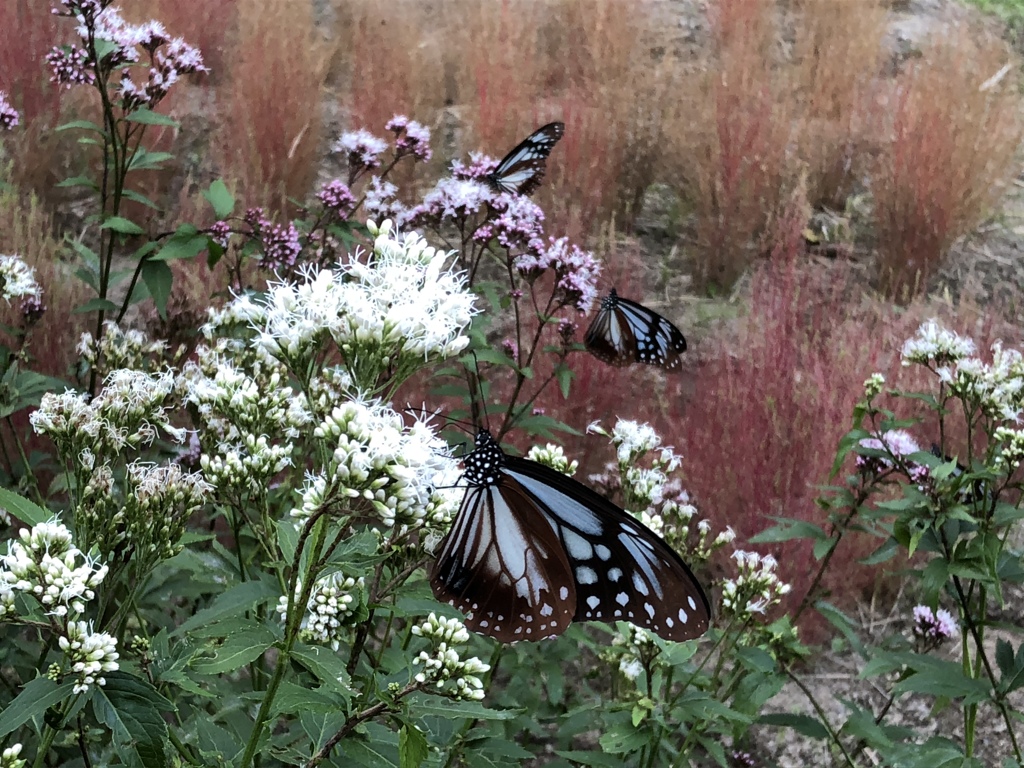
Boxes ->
[0,519,108,618]
[278,572,365,651]
[0,254,40,303]
[610,624,658,682]
[200,434,293,496]
[410,613,490,701]
[864,372,885,400]
[246,219,476,388]
[590,419,663,464]
[525,443,578,476]
[122,461,211,559]
[59,619,119,694]
[0,744,25,768]
[78,321,167,374]
[935,341,1024,423]
[720,551,791,619]
[901,319,976,367]
[305,400,460,531]
[995,426,1024,471]
[31,369,183,463]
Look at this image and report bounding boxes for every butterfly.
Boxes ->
[484,122,565,197]
[429,428,710,643]
[584,288,688,372]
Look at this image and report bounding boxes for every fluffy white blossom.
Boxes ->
[78,321,167,373]
[0,255,41,303]
[590,419,663,464]
[901,319,976,366]
[0,519,108,617]
[937,342,1024,423]
[609,624,658,682]
[411,613,490,700]
[720,551,791,619]
[278,572,365,651]
[58,620,119,694]
[525,443,578,476]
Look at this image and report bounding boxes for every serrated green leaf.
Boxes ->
[101,216,145,235]
[0,678,76,738]
[154,227,208,261]
[204,179,235,219]
[407,695,516,721]
[141,258,172,319]
[598,721,648,754]
[174,579,278,636]
[190,624,275,674]
[861,537,898,565]
[0,486,53,527]
[750,517,828,544]
[399,723,429,768]
[93,672,171,768]
[271,681,346,718]
[758,712,829,740]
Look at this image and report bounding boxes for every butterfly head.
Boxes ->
[601,289,620,310]
[462,429,505,487]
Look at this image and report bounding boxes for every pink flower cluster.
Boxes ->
[514,236,601,312]
[334,129,388,174]
[386,115,432,162]
[316,180,355,218]
[0,91,18,130]
[243,208,302,272]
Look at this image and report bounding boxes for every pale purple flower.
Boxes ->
[0,92,19,130]
[500,338,518,360]
[475,195,545,252]
[261,222,302,272]
[515,237,601,312]
[409,177,493,225]
[558,318,576,341]
[20,296,46,327]
[363,177,407,223]
[316,180,355,217]
[47,46,94,88]
[209,221,231,248]
[335,129,387,172]
[856,429,921,473]
[451,151,499,180]
[912,604,957,646]
[386,115,432,162]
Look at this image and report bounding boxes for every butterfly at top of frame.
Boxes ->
[429,427,711,643]
[585,288,688,372]
[484,121,565,197]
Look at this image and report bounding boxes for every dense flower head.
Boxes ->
[935,341,1024,423]
[525,443,578,476]
[78,320,167,375]
[121,462,211,559]
[902,319,976,367]
[514,236,601,312]
[0,519,108,618]
[0,255,41,303]
[386,115,432,162]
[308,398,461,531]
[47,46,94,87]
[278,572,365,651]
[864,372,885,400]
[912,604,957,649]
[209,219,232,248]
[0,91,19,130]
[411,613,490,700]
[362,176,407,223]
[590,418,663,465]
[59,620,119,694]
[316,179,355,218]
[451,151,499,180]
[720,551,791,619]
[857,429,921,474]
[334,128,388,172]
[608,624,659,681]
[407,177,494,227]
[474,195,546,253]
[259,221,303,272]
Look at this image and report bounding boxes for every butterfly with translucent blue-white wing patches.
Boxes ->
[483,122,565,197]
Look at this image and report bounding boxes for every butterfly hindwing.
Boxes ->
[504,457,711,642]
[585,289,687,372]
[430,458,576,642]
[485,122,565,197]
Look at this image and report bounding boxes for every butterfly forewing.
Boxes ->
[585,290,688,372]
[485,122,565,197]
[505,457,711,642]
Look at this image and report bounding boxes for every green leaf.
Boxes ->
[758,712,829,740]
[56,174,98,190]
[555,363,574,399]
[141,258,172,319]
[0,678,76,738]
[860,537,898,565]
[93,672,172,768]
[598,721,649,755]
[190,623,275,674]
[816,602,867,659]
[204,179,235,219]
[271,681,346,717]
[276,518,299,563]
[0,486,52,527]
[128,149,175,171]
[399,723,429,768]
[56,119,104,134]
[407,695,516,721]
[121,188,159,209]
[72,298,119,314]
[126,108,178,127]
[101,216,145,236]
[154,225,208,261]
[174,579,278,636]
[750,517,828,544]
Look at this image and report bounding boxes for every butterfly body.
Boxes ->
[484,122,565,197]
[584,288,688,372]
[430,429,710,643]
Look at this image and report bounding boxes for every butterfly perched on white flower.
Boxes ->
[584,289,688,372]
[430,428,710,643]
[484,122,565,197]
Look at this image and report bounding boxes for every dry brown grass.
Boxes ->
[214,0,333,212]
[869,25,1022,299]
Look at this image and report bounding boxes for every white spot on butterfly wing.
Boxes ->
[576,566,598,584]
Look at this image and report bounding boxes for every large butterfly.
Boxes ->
[584,288,688,372]
[484,122,565,197]
[430,429,710,643]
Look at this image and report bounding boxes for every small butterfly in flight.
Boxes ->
[430,428,710,643]
[484,122,565,197]
[585,288,688,372]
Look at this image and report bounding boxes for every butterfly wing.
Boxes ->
[504,456,711,642]
[585,291,688,372]
[430,477,577,643]
[486,122,565,196]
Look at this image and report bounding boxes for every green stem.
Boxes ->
[786,665,859,768]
